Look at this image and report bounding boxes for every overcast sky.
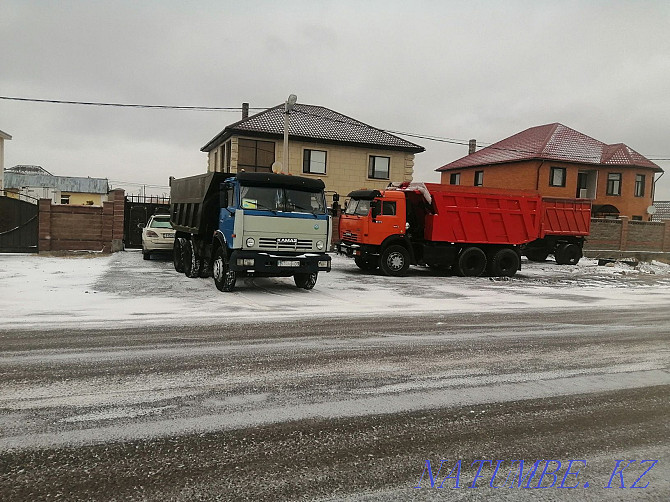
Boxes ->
[2,0,669,199]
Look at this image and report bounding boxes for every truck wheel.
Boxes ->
[380,245,410,276]
[525,248,549,262]
[555,243,582,265]
[212,246,236,292]
[183,240,202,278]
[294,272,318,290]
[355,255,379,271]
[173,238,185,272]
[456,247,487,277]
[488,248,520,277]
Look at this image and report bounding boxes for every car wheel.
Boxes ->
[142,249,151,260]
[456,247,487,277]
[380,245,410,276]
[212,246,236,292]
[294,272,318,289]
[173,238,185,273]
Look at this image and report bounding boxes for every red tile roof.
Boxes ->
[436,123,662,172]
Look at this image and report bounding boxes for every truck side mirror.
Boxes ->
[371,202,380,220]
[219,185,229,208]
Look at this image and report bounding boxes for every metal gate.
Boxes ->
[124,195,170,248]
[0,192,39,253]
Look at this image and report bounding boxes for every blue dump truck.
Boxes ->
[170,171,332,292]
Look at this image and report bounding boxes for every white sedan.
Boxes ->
[141,214,175,260]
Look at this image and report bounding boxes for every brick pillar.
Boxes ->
[111,189,125,252]
[38,198,52,252]
[663,220,670,252]
[619,216,629,251]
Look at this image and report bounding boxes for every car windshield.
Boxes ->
[345,199,371,216]
[150,217,172,229]
[240,186,326,214]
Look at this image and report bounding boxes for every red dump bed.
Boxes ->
[420,184,590,245]
[422,184,542,245]
[540,197,591,237]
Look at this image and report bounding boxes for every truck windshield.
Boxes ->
[240,186,326,214]
[345,199,371,216]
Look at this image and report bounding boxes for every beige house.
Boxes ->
[201,103,424,204]
[3,165,109,205]
[0,129,11,191]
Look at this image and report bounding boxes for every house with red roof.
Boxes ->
[436,123,663,221]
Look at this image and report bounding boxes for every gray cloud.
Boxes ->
[2,0,669,198]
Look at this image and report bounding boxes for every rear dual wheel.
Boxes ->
[173,238,185,272]
[555,243,582,265]
[182,239,202,278]
[487,248,520,277]
[456,247,487,277]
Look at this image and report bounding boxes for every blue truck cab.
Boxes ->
[170,171,331,292]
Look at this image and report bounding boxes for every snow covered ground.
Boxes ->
[1,250,669,330]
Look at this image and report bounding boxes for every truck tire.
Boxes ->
[212,246,236,292]
[488,248,520,277]
[380,245,410,277]
[173,238,185,272]
[456,247,487,277]
[355,255,379,271]
[525,248,549,262]
[555,243,582,265]
[183,240,202,278]
[294,272,318,290]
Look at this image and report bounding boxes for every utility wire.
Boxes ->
[0,95,269,111]
[3,95,669,161]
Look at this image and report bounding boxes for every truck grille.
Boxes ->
[341,231,359,242]
[258,238,313,251]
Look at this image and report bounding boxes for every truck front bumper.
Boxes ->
[229,250,331,275]
[337,241,378,257]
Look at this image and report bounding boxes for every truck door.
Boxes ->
[370,197,404,244]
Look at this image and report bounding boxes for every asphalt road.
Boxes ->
[1,308,669,501]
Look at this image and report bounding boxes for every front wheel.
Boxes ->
[294,272,318,290]
[555,243,582,265]
[354,255,379,271]
[380,245,410,276]
[212,246,236,292]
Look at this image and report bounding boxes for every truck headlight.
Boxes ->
[318,260,329,268]
[237,258,255,266]
[316,240,324,250]
[245,237,255,248]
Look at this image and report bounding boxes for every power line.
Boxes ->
[4,94,670,161]
[0,95,269,111]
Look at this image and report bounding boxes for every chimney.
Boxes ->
[242,102,249,120]
[468,139,477,155]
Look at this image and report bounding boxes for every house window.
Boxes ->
[450,173,461,185]
[549,167,566,187]
[474,171,484,186]
[606,173,622,196]
[60,194,70,205]
[368,156,390,179]
[634,174,645,197]
[303,149,327,175]
[238,138,275,172]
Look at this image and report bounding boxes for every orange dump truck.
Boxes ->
[337,183,590,277]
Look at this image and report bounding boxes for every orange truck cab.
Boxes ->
[338,183,590,277]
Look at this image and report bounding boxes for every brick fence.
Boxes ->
[585,217,670,253]
[39,189,125,253]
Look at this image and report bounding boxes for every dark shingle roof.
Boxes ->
[202,104,424,153]
[651,201,670,221]
[436,123,662,172]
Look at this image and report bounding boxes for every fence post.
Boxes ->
[38,198,52,252]
[619,216,629,251]
[663,220,670,252]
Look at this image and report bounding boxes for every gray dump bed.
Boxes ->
[170,172,230,235]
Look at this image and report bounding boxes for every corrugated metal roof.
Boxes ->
[437,123,662,172]
[3,172,109,194]
[651,201,670,221]
[6,165,53,176]
[202,104,424,153]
